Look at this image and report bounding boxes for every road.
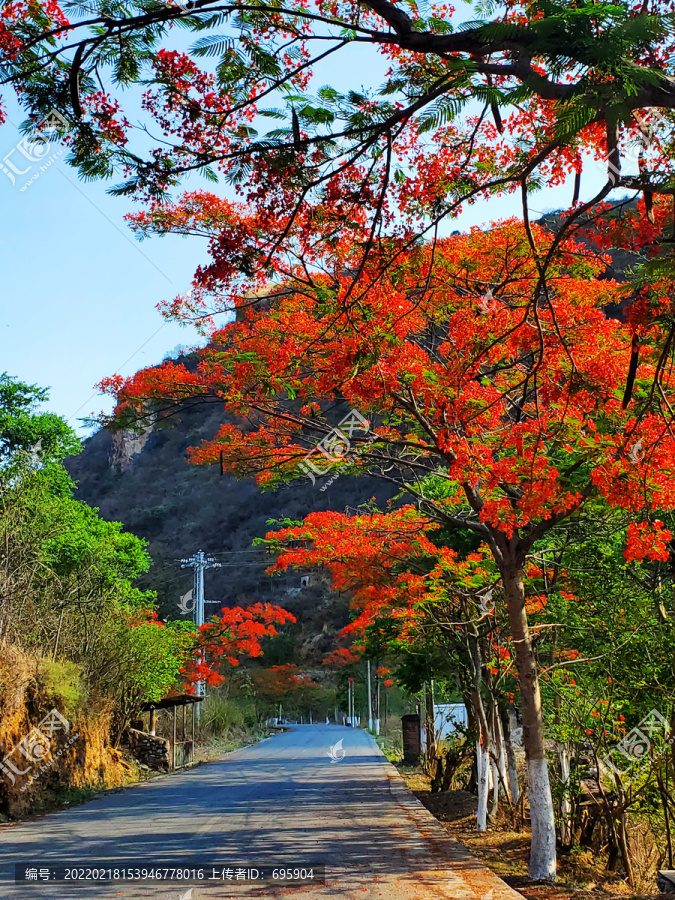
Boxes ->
[0,725,520,900]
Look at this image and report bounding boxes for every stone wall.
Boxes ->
[124,728,170,770]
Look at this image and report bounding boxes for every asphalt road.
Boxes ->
[0,725,520,900]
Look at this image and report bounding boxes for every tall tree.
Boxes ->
[0,375,193,741]
[100,217,675,878]
[1,0,674,310]
[0,371,80,469]
[1,0,674,206]
[263,504,517,828]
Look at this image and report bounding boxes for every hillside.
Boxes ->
[65,395,398,663]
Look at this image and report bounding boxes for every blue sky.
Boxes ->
[0,93,210,431]
[0,36,609,433]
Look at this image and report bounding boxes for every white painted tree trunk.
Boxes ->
[499,747,510,802]
[491,760,500,818]
[498,702,519,803]
[487,708,499,818]
[468,636,491,833]
[495,711,511,803]
[503,565,557,880]
[558,743,572,846]
[505,708,521,804]
[476,738,489,832]
[527,754,557,879]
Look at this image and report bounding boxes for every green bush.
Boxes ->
[200,694,245,735]
[37,658,84,716]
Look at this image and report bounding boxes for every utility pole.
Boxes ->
[374,671,381,736]
[181,550,221,719]
[367,661,373,732]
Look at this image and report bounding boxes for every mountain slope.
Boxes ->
[65,398,397,661]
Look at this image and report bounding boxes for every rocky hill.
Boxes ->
[65,395,397,663]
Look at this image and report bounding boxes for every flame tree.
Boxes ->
[100,208,675,878]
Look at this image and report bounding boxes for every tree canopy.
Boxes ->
[2,0,674,302]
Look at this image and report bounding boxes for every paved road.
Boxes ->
[0,725,519,900]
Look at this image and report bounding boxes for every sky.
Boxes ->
[0,32,610,434]
[0,93,207,432]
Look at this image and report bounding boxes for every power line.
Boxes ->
[204,563,275,568]
[172,561,275,568]
[211,549,275,554]
[172,552,273,560]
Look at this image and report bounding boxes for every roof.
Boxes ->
[141,694,205,711]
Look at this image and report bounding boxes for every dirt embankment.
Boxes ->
[0,643,134,819]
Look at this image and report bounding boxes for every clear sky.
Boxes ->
[0,37,610,433]
[0,90,209,432]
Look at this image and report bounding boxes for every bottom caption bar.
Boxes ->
[15,864,326,885]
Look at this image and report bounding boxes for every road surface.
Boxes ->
[0,725,520,899]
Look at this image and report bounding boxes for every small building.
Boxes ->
[139,694,204,769]
[433,703,468,740]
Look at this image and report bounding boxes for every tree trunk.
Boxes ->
[425,681,437,760]
[503,564,557,881]
[617,809,634,886]
[499,701,520,803]
[657,766,674,869]
[465,691,477,794]
[490,760,500,819]
[493,699,512,804]
[375,670,381,735]
[476,737,489,831]
[468,630,491,831]
[558,743,572,848]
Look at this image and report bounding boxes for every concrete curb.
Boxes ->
[370,734,523,900]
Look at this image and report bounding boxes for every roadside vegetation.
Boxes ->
[0,376,296,817]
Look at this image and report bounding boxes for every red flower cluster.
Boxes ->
[181,603,296,690]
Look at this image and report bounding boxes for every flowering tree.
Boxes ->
[2,2,674,354]
[182,602,296,689]
[265,505,519,825]
[102,209,675,877]
[250,664,324,719]
[1,0,674,220]
[322,647,360,668]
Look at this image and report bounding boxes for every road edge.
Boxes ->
[368,732,523,900]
